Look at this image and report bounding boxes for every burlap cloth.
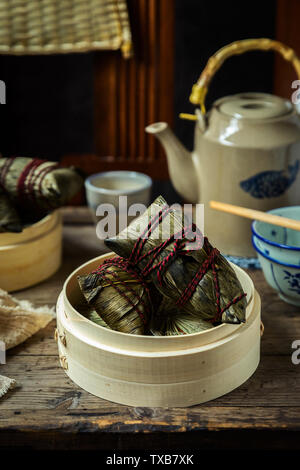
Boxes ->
[0,288,54,399]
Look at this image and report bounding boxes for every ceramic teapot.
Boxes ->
[146,38,300,257]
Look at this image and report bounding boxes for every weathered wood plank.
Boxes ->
[0,426,299,451]
[1,406,300,433]
[62,206,94,225]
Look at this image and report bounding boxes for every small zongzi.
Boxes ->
[150,298,213,335]
[75,298,110,329]
[77,257,153,335]
[150,314,212,336]
[0,157,83,214]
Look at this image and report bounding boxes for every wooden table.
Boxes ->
[0,208,300,451]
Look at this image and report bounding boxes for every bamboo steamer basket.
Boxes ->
[0,211,62,292]
[56,253,261,407]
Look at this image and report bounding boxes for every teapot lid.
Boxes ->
[216,92,293,120]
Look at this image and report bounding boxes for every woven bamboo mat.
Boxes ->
[0,0,132,57]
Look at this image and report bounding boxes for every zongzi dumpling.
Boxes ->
[105,196,247,325]
[77,257,153,335]
[75,298,110,329]
[150,298,213,336]
[0,157,83,213]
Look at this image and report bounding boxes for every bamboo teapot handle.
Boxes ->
[189,38,300,114]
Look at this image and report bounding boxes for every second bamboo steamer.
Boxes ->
[0,210,62,292]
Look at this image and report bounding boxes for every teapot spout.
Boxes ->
[145,122,198,203]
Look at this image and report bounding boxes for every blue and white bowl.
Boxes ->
[252,206,300,306]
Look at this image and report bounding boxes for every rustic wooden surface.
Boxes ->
[0,207,300,450]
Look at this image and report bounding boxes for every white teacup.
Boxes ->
[85,171,152,234]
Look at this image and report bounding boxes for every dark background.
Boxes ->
[174,0,275,150]
[0,0,276,160]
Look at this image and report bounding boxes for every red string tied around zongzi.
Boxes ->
[93,257,152,325]
[93,205,246,326]
[17,159,59,208]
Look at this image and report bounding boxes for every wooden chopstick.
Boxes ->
[209,200,300,232]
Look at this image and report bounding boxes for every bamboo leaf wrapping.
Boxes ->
[105,196,247,325]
